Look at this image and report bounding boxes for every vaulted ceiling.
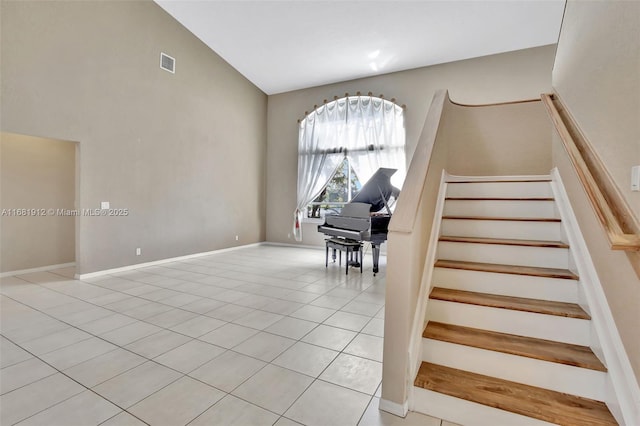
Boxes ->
[155,0,565,95]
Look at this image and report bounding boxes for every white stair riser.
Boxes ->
[432,267,579,303]
[427,299,590,346]
[437,241,570,269]
[446,182,553,199]
[441,219,563,241]
[412,386,555,426]
[422,338,607,401]
[443,199,558,219]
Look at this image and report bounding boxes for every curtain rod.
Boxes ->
[297,92,407,123]
[298,144,384,156]
[298,143,405,156]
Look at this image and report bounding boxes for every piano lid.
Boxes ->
[351,168,399,212]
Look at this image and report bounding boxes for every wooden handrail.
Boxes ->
[541,93,640,251]
[449,98,541,107]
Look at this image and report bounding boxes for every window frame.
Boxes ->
[304,156,362,221]
[295,95,406,235]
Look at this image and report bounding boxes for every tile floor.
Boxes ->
[1,245,456,426]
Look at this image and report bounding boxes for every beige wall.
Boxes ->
[1,133,76,272]
[266,45,556,246]
[445,101,552,176]
[1,0,268,274]
[553,0,640,214]
[551,0,640,381]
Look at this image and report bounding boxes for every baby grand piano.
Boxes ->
[317,168,400,274]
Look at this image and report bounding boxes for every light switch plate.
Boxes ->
[101,201,110,209]
[632,166,640,192]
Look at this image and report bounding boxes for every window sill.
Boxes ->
[302,217,324,224]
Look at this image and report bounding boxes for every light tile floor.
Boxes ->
[0,245,456,426]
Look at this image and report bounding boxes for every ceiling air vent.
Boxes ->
[160,52,175,74]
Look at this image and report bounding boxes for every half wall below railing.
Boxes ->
[379,89,449,417]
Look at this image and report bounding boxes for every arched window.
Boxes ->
[293,95,406,241]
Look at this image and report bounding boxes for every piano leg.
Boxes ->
[325,245,329,268]
[371,243,381,275]
[345,251,349,275]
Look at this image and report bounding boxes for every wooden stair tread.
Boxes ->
[442,215,561,222]
[446,197,555,201]
[414,362,617,425]
[434,259,579,280]
[423,322,606,371]
[429,287,590,319]
[439,236,569,249]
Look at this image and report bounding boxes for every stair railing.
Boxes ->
[541,93,640,252]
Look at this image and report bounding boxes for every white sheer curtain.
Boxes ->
[293,96,406,241]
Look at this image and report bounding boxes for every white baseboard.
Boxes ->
[264,241,390,258]
[550,168,640,426]
[379,398,409,417]
[262,241,325,251]
[1,262,76,278]
[75,243,263,280]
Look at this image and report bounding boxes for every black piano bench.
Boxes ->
[325,238,363,275]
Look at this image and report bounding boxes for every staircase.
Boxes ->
[412,177,618,425]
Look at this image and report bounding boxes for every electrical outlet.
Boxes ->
[136,248,141,256]
[632,165,640,192]
[235,235,239,241]
[101,201,110,210]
